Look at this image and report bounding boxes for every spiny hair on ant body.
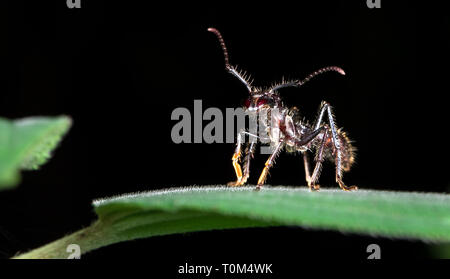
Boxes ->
[208,27,357,192]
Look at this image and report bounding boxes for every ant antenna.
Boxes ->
[269,66,345,93]
[208,28,253,92]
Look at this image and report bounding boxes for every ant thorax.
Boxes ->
[280,106,317,153]
[247,104,316,153]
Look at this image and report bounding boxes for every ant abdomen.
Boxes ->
[322,129,356,172]
[338,130,356,172]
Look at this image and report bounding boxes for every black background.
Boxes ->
[1,0,449,263]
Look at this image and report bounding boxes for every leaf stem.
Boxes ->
[12,220,111,259]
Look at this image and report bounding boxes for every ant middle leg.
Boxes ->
[308,129,328,191]
[256,142,283,190]
[303,153,320,191]
[303,153,312,186]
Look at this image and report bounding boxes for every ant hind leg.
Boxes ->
[314,101,357,191]
[336,167,358,191]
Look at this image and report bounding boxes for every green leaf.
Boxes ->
[0,116,72,189]
[13,186,450,259]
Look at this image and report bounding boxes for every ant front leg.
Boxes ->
[228,131,245,186]
[228,131,256,186]
[314,102,357,191]
[256,142,283,190]
[241,141,256,186]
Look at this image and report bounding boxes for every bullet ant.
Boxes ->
[208,28,357,191]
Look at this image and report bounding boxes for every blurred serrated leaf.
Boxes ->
[0,116,72,189]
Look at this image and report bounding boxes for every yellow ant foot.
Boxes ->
[227,180,243,187]
[339,184,358,191]
[308,184,321,191]
[227,175,249,187]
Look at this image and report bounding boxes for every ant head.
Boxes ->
[243,90,281,112]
